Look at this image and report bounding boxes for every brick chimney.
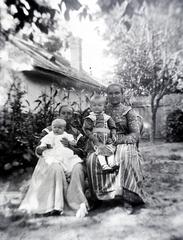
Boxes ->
[69,36,82,71]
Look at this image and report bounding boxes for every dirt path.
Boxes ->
[1,142,183,240]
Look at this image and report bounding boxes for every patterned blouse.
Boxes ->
[83,112,116,145]
[105,103,140,144]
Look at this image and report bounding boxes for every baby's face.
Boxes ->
[91,100,105,115]
[52,123,65,135]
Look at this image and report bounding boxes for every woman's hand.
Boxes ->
[46,144,52,149]
[36,145,47,155]
[125,137,135,144]
[60,138,70,148]
[111,134,117,143]
[114,135,136,145]
[92,135,100,147]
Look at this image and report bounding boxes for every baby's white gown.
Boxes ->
[41,131,82,173]
[19,131,82,214]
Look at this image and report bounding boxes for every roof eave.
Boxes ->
[23,67,106,92]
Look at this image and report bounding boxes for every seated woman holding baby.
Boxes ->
[85,83,145,207]
[19,105,89,218]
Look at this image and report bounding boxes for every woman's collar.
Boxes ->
[107,103,132,115]
[107,102,124,108]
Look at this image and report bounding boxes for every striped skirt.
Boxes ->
[87,144,145,203]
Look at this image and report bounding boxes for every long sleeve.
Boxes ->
[117,110,140,144]
[68,145,85,158]
[107,117,116,136]
[69,135,87,159]
[83,118,98,144]
[107,117,116,130]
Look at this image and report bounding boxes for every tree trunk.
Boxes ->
[150,109,157,142]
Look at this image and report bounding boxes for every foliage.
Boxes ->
[0,0,82,54]
[1,0,82,36]
[0,80,61,175]
[60,87,92,111]
[104,1,183,141]
[43,35,64,53]
[1,0,157,40]
[5,0,56,34]
[166,109,183,142]
[0,0,154,57]
[0,0,95,56]
[105,1,183,93]
[99,0,183,31]
[0,80,36,174]
[34,86,60,130]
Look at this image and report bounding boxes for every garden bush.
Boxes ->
[0,80,60,175]
[166,109,183,142]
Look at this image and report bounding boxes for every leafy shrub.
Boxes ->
[0,82,34,174]
[0,80,60,175]
[33,86,60,133]
[166,109,183,142]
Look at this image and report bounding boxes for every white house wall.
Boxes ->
[20,72,91,112]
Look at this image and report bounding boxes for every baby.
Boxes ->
[83,95,118,173]
[36,118,83,176]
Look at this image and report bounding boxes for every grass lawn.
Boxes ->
[0,141,183,240]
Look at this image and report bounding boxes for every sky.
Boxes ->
[68,14,115,84]
[52,0,116,84]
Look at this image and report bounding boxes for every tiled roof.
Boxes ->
[10,37,104,90]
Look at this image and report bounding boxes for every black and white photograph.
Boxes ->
[0,0,183,239]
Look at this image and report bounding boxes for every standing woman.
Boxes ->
[87,84,145,205]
